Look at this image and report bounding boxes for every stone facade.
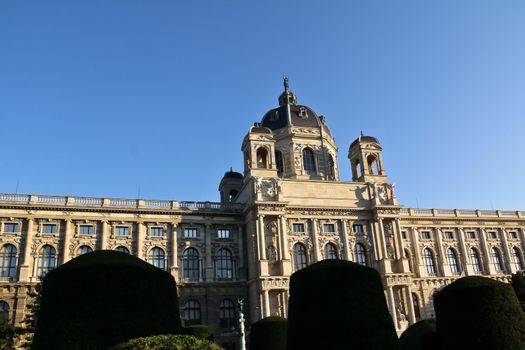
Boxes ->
[1,80,524,348]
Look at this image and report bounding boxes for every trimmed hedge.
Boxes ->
[109,334,223,350]
[399,319,439,350]
[287,260,399,350]
[511,271,525,312]
[249,316,287,350]
[32,250,182,350]
[182,325,214,341]
[434,276,525,350]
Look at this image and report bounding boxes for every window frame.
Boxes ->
[79,225,94,236]
[183,227,198,239]
[42,223,57,235]
[0,244,18,279]
[115,226,130,237]
[322,223,336,234]
[3,223,20,234]
[149,227,165,237]
[217,229,230,239]
[292,223,305,233]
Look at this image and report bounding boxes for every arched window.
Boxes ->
[148,247,166,270]
[37,245,56,277]
[182,248,200,282]
[256,148,268,168]
[0,244,17,278]
[324,243,338,260]
[216,248,234,281]
[302,148,316,172]
[470,248,482,273]
[355,243,368,266]
[275,150,284,175]
[293,243,308,272]
[115,246,130,254]
[228,190,238,202]
[513,247,524,271]
[412,293,421,321]
[492,247,504,272]
[423,248,436,275]
[0,301,8,322]
[219,299,236,329]
[328,154,335,179]
[367,155,379,175]
[77,245,93,256]
[183,300,201,326]
[404,249,413,272]
[447,248,461,274]
[355,159,362,178]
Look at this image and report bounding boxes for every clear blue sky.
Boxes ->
[1,1,524,210]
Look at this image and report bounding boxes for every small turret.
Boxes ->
[348,134,388,183]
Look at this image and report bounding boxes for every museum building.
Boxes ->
[0,79,524,348]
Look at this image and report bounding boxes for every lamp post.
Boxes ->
[238,298,246,350]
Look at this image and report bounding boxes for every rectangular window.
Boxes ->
[116,226,129,236]
[353,224,364,233]
[466,231,476,239]
[421,231,431,240]
[509,231,518,239]
[150,227,164,237]
[79,225,93,235]
[323,224,335,233]
[444,231,454,239]
[488,231,497,239]
[184,228,197,238]
[3,223,19,233]
[401,231,407,239]
[217,229,230,239]
[42,224,57,234]
[292,223,305,233]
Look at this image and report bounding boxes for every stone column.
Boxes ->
[499,228,513,273]
[479,228,495,275]
[377,218,389,259]
[456,228,472,275]
[310,219,320,262]
[136,222,145,260]
[257,215,266,260]
[282,290,289,317]
[62,219,72,264]
[386,286,398,329]
[405,286,417,324]
[434,228,446,275]
[262,290,270,318]
[371,221,383,260]
[100,221,108,250]
[279,216,290,260]
[205,223,213,281]
[394,219,404,260]
[340,219,351,260]
[170,222,179,280]
[237,224,245,270]
[19,218,35,282]
[410,228,424,277]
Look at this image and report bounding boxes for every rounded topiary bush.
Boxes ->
[32,250,182,350]
[109,334,223,350]
[287,260,398,350]
[249,316,287,350]
[399,319,439,350]
[182,324,214,341]
[511,271,525,312]
[434,276,525,350]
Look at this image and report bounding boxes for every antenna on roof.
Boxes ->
[15,180,19,195]
[230,167,233,172]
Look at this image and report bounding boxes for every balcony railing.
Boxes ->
[401,207,524,219]
[0,193,244,213]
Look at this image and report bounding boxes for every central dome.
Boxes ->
[261,104,321,130]
[260,77,326,132]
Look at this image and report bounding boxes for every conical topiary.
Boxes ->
[249,316,287,350]
[434,276,525,350]
[32,250,182,350]
[287,260,399,350]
